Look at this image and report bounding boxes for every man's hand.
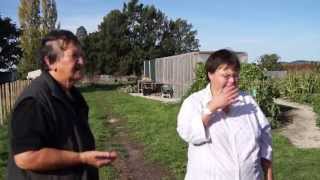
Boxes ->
[80,151,117,168]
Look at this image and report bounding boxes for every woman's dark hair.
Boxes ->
[39,30,80,71]
[205,49,240,81]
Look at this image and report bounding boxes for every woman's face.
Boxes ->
[208,64,239,91]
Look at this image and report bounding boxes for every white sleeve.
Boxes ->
[250,96,273,161]
[177,96,210,145]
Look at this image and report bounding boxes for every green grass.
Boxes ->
[0,124,9,180]
[1,85,320,180]
[81,85,320,180]
[273,133,320,180]
[82,85,121,180]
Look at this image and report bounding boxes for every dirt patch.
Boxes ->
[275,99,320,148]
[107,118,175,180]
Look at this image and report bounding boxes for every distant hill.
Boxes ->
[280,60,320,64]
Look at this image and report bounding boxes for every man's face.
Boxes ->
[53,42,85,82]
[208,64,239,91]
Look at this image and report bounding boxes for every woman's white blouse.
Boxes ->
[177,84,272,180]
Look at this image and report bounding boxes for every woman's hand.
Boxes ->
[207,85,239,112]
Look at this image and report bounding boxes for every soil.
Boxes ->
[107,118,175,180]
[275,99,320,148]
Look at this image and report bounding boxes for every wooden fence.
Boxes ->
[0,80,31,125]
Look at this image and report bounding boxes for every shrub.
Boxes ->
[184,63,280,128]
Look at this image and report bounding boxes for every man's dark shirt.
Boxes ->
[6,72,99,180]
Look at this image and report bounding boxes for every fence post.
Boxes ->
[0,80,31,126]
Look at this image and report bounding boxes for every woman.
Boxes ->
[177,49,272,180]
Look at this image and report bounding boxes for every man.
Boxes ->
[177,49,272,180]
[7,30,117,180]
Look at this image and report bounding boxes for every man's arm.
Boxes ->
[14,148,117,171]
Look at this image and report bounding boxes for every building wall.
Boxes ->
[144,50,248,99]
[154,52,207,98]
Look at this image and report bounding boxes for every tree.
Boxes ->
[258,53,283,71]
[18,0,58,77]
[83,32,100,76]
[41,0,57,35]
[76,26,87,40]
[85,0,200,76]
[0,16,21,69]
[18,0,42,77]
[76,26,87,45]
[98,9,130,75]
[161,18,199,56]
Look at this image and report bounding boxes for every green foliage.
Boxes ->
[277,71,320,103]
[18,0,57,78]
[18,0,42,77]
[0,16,21,69]
[41,0,57,36]
[184,63,280,128]
[311,94,320,126]
[239,63,280,128]
[84,0,199,76]
[83,32,101,76]
[257,53,283,71]
[276,71,320,127]
[76,26,87,46]
[182,63,207,100]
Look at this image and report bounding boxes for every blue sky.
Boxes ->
[1,0,320,62]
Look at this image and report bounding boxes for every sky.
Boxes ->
[1,0,320,62]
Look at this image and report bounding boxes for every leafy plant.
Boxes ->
[185,63,280,128]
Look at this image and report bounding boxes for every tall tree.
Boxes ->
[258,54,283,71]
[122,0,199,75]
[0,16,21,69]
[18,0,58,77]
[76,26,87,45]
[98,9,130,75]
[84,0,199,76]
[18,0,42,77]
[83,31,100,76]
[41,0,57,35]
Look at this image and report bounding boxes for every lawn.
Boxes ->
[1,85,320,180]
[82,85,320,180]
[0,125,9,180]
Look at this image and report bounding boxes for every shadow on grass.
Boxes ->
[277,104,297,126]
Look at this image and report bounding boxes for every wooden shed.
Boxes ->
[143,51,247,98]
